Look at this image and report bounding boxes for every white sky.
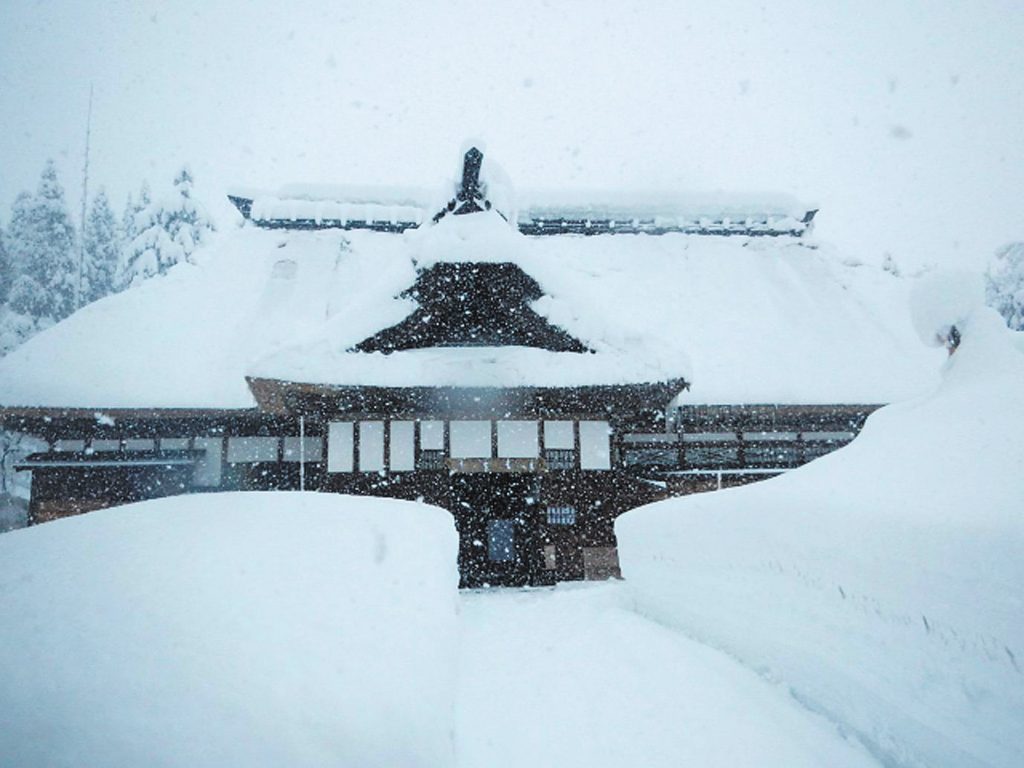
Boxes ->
[1,0,1022,270]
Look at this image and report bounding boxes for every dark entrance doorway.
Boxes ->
[451,474,541,588]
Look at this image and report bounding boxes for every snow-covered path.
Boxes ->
[455,582,878,768]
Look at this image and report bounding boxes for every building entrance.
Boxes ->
[450,474,543,588]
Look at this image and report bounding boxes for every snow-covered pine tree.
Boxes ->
[5,193,42,318]
[121,182,150,245]
[985,242,1024,331]
[82,189,119,303]
[3,198,42,353]
[119,169,213,289]
[164,165,214,261]
[119,190,170,289]
[116,184,146,290]
[120,193,135,246]
[5,161,78,323]
[2,195,39,351]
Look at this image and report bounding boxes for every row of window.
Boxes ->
[624,431,856,469]
[53,438,167,453]
[679,431,855,442]
[51,435,324,462]
[51,426,850,478]
[326,420,612,473]
[48,420,619,482]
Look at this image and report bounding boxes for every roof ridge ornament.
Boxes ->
[432,146,500,223]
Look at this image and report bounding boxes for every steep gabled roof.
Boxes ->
[245,210,690,391]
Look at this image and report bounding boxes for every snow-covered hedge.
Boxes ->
[617,308,1024,768]
[0,492,459,768]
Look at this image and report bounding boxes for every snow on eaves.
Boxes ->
[232,183,814,229]
[0,219,939,410]
[518,187,812,225]
[250,346,685,390]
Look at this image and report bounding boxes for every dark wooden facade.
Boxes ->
[3,399,878,587]
[245,372,684,587]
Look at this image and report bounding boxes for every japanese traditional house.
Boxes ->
[0,146,940,587]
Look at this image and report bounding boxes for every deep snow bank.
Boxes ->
[456,583,878,768]
[0,492,459,768]
[617,308,1024,768]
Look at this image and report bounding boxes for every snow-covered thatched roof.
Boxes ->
[247,212,691,392]
[0,204,941,411]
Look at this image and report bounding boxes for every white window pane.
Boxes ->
[193,437,222,486]
[328,422,354,472]
[622,433,678,444]
[305,437,325,462]
[390,421,415,471]
[54,440,84,452]
[359,421,385,471]
[803,431,855,442]
[544,421,574,450]
[283,437,323,462]
[450,421,491,458]
[579,421,612,470]
[498,421,538,458]
[90,439,120,452]
[682,432,738,442]
[159,438,190,451]
[743,431,799,442]
[420,420,444,450]
[227,437,278,463]
[124,438,155,452]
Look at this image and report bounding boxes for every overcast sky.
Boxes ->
[2,0,1021,270]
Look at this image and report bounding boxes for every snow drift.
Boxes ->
[617,307,1024,768]
[0,492,460,768]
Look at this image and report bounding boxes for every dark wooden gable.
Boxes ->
[353,261,590,353]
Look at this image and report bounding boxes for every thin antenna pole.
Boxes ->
[299,415,306,492]
[77,84,94,310]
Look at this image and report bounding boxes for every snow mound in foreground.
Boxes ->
[617,307,1024,768]
[0,493,460,768]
